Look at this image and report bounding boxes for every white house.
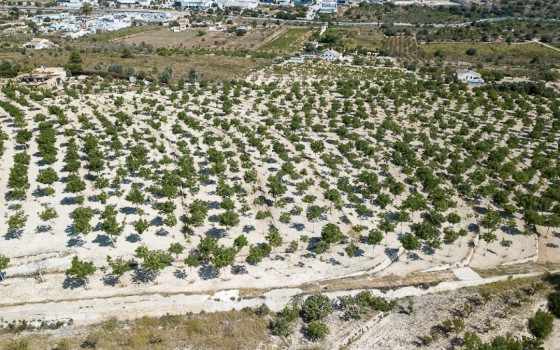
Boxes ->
[455,69,485,85]
[319,0,337,13]
[22,38,58,50]
[174,0,212,9]
[216,0,259,10]
[321,49,342,61]
[287,57,304,63]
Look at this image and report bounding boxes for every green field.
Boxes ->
[259,27,311,53]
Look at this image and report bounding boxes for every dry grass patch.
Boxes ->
[0,310,271,350]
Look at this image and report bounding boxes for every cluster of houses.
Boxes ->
[25,11,180,38]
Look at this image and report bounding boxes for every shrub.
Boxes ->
[5,339,30,350]
[269,317,292,337]
[301,294,333,321]
[306,321,330,341]
[282,305,300,322]
[528,310,554,339]
[548,291,560,318]
[465,47,477,56]
[255,303,271,316]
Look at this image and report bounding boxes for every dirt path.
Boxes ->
[0,267,557,326]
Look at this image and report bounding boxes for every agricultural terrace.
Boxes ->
[0,62,558,310]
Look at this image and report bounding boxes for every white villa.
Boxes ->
[455,69,485,85]
[319,0,337,13]
[22,38,58,50]
[321,49,342,61]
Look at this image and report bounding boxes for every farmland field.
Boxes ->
[259,27,312,53]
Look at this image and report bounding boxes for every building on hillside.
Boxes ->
[16,67,67,89]
[22,38,58,50]
[287,57,304,63]
[455,69,484,85]
[218,0,259,10]
[321,49,342,61]
[174,0,212,8]
[319,0,337,13]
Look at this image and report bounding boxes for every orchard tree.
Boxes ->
[321,223,343,245]
[134,218,150,235]
[7,210,27,238]
[106,256,130,278]
[65,174,86,193]
[219,210,240,231]
[367,229,383,257]
[213,245,236,279]
[126,183,145,208]
[135,246,172,275]
[36,168,59,194]
[66,256,96,282]
[39,207,58,222]
[400,234,421,258]
[71,207,95,235]
[481,208,502,235]
[266,229,283,251]
[0,255,10,282]
[168,242,185,257]
[233,234,248,251]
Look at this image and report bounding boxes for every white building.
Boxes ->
[319,0,337,13]
[216,0,259,10]
[287,57,304,63]
[321,49,342,61]
[174,0,212,9]
[22,38,58,50]
[455,69,484,85]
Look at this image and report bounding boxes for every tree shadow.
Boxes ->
[150,216,163,227]
[62,276,86,289]
[206,227,225,239]
[126,233,142,243]
[198,265,219,280]
[120,206,137,215]
[384,247,399,261]
[291,223,305,231]
[155,228,169,236]
[173,268,188,280]
[60,197,77,205]
[328,258,341,265]
[231,265,247,275]
[4,230,22,240]
[243,225,256,233]
[92,234,112,247]
[468,223,480,233]
[102,275,120,286]
[67,237,86,248]
[208,201,221,210]
[131,267,158,284]
[36,225,52,233]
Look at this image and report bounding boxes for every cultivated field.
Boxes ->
[0,61,559,348]
[121,26,283,51]
[259,27,312,53]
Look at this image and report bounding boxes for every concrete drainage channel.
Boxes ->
[0,268,558,328]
